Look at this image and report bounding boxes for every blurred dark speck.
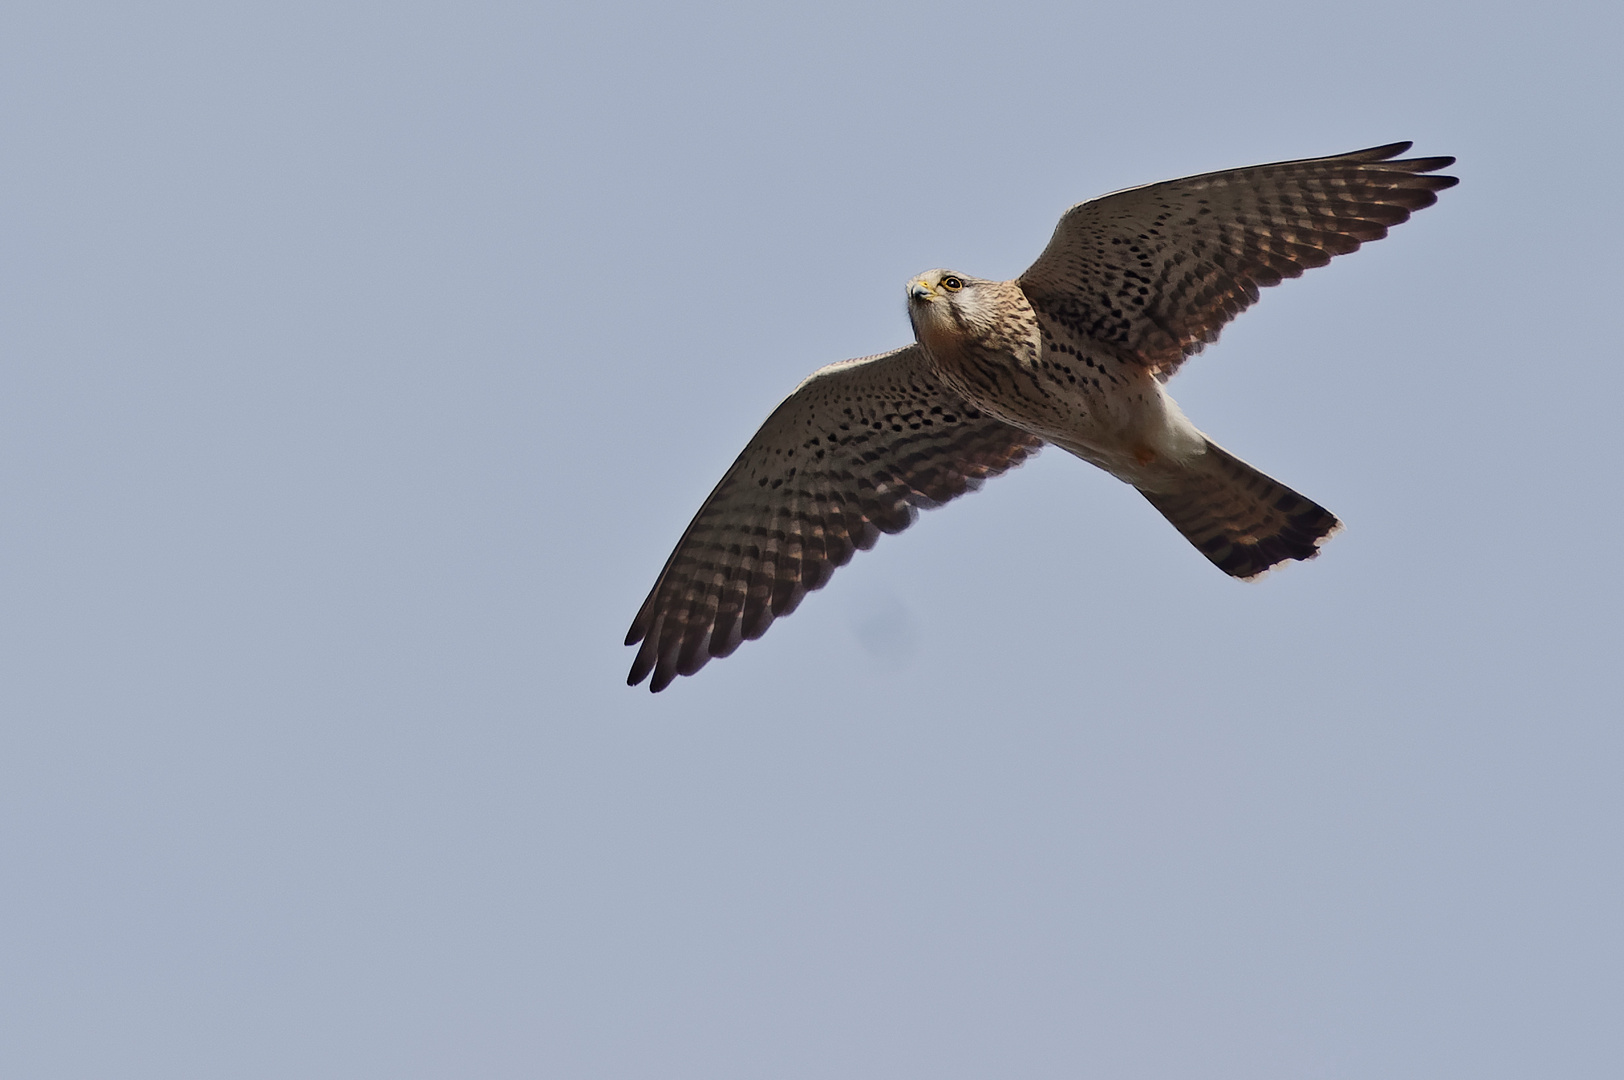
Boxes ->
[848,591,917,671]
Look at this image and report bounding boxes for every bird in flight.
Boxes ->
[626,142,1457,691]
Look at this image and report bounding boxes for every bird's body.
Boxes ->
[626,143,1457,691]
[908,271,1199,488]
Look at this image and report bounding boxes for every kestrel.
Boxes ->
[627,142,1457,691]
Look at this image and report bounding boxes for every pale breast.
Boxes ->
[921,296,1195,484]
[1030,313,1201,478]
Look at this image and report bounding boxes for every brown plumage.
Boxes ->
[627,142,1457,691]
[625,346,1041,692]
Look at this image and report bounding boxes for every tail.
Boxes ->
[1138,440,1341,580]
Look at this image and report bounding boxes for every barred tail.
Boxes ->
[1138,440,1341,580]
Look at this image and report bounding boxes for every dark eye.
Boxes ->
[941,276,963,291]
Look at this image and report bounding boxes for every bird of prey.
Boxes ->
[626,142,1456,691]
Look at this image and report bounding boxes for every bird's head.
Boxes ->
[908,268,969,304]
[906,269,999,349]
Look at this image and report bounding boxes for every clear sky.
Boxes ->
[2,2,1620,1077]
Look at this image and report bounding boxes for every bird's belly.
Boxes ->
[931,342,1203,486]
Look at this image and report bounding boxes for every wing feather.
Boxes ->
[626,345,1041,691]
[1019,141,1458,374]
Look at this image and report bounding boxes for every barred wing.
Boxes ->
[626,345,1041,692]
[1019,142,1458,374]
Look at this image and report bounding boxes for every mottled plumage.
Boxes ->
[627,142,1457,691]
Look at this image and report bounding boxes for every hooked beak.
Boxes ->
[908,279,932,302]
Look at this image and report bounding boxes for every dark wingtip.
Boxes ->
[1396,155,1457,175]
[626,632,656,687]
[625,639,675,692]
[1359,140,1413,161]
[1359,145,1459,196]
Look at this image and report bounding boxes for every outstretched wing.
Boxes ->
[626,345,1041,692]
[1018,142,1458,375]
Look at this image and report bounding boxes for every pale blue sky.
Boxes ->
[2,2,1620,1077]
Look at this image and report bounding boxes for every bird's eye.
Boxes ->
[941,276,963,291]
